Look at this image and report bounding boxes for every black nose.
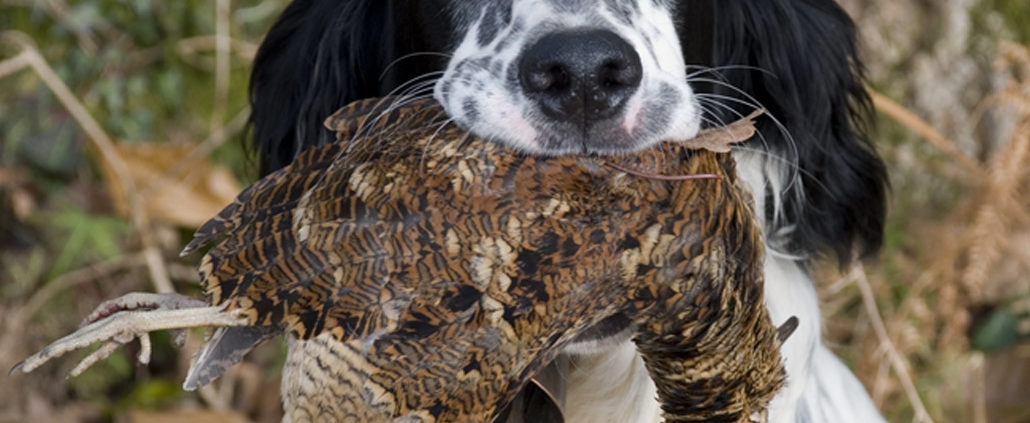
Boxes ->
[519,30,643,125]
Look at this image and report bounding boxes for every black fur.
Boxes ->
[249,0,887,265]
[249,0,455,174]
[703,0,887,264]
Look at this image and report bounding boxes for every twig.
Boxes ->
[0,254,148,369]
[210,0,232,147]
[181,332,234,411]
[971,353,987,423]
[176,36,258,62]
[850,264,935,423]
[871,347,892,406]
[35,0,133,54]
[38,0,98,53]
[233,1,283,25]
[19,254,149,324]
[1,32,175,294]
[199,384,232,411]
[870,90,985,178]
[0,50,31,79]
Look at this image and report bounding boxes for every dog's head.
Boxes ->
[434,0,699,155]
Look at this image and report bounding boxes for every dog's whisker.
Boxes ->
[382,73,445,103]
[391,84,439,109]
[697,96,804,205]
[695,92,801,168]
[352,92,436,145]
[695,92,764,112]
[685,64,774,79]
[420,116,459,171]
[354,77,444,138]
[301,90,442,199]
[689,77,801,151]
[696,96,775,155]
[729,145,840,203]
[381,52,454,81]
[691,82,804,192]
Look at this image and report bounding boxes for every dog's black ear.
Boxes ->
[250,0,451,175]
[250,0,373,175]
[699,0,888,266]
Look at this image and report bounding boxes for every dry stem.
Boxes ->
[210,0,232,147]
[176,36,258,62]
[870,90,985,178]
[851,265,935,423]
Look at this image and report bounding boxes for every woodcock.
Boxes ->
[14,97,788,422]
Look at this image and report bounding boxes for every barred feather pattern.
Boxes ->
[185,98,784,422]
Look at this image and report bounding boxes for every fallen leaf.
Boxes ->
[677,109,764,153]
[127,409,251,423]
[99,142,242,228]
[0,167,36,221]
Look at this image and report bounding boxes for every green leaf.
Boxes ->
[971,305,1027,352]
[119,380,185,410]
[43,208,129,278]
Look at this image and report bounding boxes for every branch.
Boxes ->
[850,265,935,423]
[210,0,232,147]
[870,90,985,178]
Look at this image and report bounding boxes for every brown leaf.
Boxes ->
[676,110,763,153]
[127,409,251,423]
[99,142,242,228]
[0,167,36,222]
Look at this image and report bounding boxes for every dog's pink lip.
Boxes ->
[489,103,541,151]
[621,97,644,135]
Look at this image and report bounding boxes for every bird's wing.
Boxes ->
[182,99,588,419]
[179,98,454,391]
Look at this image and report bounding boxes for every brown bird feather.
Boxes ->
[15,97,782,423]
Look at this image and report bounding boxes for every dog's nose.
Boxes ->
[519,30,642,125]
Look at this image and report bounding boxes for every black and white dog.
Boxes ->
[249,1,888,422]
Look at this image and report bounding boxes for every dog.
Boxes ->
[248,1,889,422]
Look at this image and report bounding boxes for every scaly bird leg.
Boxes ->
[11,293,248,377]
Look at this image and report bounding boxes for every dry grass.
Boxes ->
[819,42,1030,423]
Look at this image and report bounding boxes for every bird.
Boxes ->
[15,97,788,422]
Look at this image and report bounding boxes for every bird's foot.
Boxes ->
[11,292,248,378]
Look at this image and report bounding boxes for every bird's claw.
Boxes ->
[82,293,207,326]
[11,292,245,378]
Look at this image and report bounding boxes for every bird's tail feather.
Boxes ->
[184,326,278,391]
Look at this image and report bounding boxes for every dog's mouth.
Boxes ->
[525,80,691,155]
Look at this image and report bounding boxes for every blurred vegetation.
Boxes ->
[833,1,1030,422]
[1,1,1028,423]
[1,1,287,422]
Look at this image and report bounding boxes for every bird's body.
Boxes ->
[18,98,784,422]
